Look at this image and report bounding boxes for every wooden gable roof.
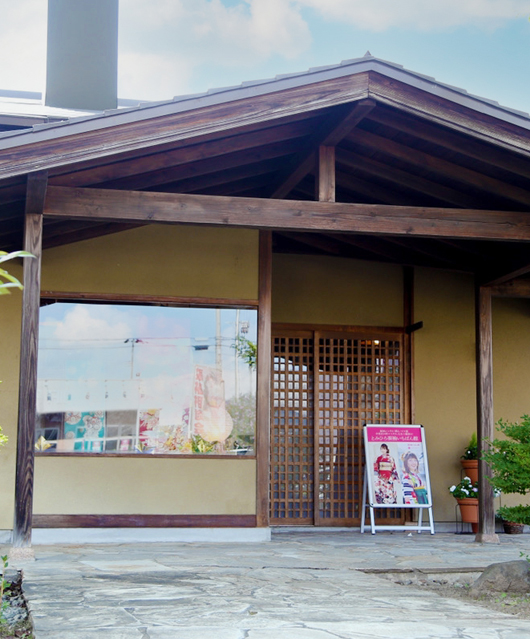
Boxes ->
[1,55,530,286]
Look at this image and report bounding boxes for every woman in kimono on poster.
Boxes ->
[373,444,399,504]
[401,452,428,504]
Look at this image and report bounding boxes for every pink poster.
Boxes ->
[364,424,431,507]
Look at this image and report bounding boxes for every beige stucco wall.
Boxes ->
[41,225,259,300]
[34,457,255,515]
[0,226,258,527]
[272,254,403,326]
[414,269,477,522]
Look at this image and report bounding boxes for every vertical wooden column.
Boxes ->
[316,146,335,203]
[403,267,414,424]
[13,172,47,550]
[475,284,499,543]
[256,230,272,527]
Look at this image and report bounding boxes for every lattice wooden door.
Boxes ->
[271,328,404,526]
[270,332,315,524]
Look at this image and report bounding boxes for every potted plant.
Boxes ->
[482,415,530,534]
[449,476,479,533]
[461,433,478,484]
[496,506,528,534]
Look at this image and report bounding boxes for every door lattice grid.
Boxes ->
[315,335,402,525]
[270,330,403,526]
[270,334,314,524]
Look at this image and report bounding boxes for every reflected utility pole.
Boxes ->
[235,308,240,399]
[215,309,222,371]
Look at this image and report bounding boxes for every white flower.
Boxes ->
[450,486,456,492]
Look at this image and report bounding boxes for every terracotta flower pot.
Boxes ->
[461,459,478,485]
[457,497,479,533]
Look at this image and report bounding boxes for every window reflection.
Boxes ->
[36,303,257,455]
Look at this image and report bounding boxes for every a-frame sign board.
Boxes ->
[361,424,435,535]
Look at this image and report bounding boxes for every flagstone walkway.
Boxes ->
[5,531,530,638]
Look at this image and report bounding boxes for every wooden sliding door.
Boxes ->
[270,327,404,526]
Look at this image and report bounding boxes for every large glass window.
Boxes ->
[36,302,257,455]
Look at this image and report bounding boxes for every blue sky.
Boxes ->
[1,0,529,113]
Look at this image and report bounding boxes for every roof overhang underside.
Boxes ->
[1,66,530,288]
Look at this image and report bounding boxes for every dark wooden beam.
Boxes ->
[157,157,285,194]
[335,170,421,206]
[71,118,315,189]
[490,278,530,298]
[45,186,530,242]
[278,231,345,256]
[104,138,303,191]
[271,99,375,198]
[336,148,485,209]
[348,128,530,208]
[0,73,372,180]
[483,262,530,287]
[13,171,47,550]
[368,106,530,180]
[385,237,474,271]
[369,72,530,157]
[256,231,272,527]
[475,284,499,543]
[317,146,335,202]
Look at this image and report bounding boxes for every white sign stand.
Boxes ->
[361,424,435,535]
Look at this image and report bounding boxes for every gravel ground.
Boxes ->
[379,568,530,619]
[0,573,33,638]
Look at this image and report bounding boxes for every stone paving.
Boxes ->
[5,531,530,638]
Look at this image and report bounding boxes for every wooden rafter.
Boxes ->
[270,99,376,198]
[347,129,530,208]
[44,186,530,242]
[48,111,323,187]
[336,148,485,209]
[368,107,530,180]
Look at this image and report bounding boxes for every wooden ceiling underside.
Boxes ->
[1,95,530,282]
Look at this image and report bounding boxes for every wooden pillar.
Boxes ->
[316,146,335,203]
[475,284,499,543]
[256,230,272,527]
[12,172,46,550]
[403,266,415,424]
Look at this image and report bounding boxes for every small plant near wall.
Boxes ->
[0,250,33,296]
[482,415,530,527]
[461,433,478,460]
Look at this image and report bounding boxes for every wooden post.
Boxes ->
[12,172,46,551]
[316,146,336,203]
[475,284,499,543]
[403,266,415,424]
[256,230,272,527]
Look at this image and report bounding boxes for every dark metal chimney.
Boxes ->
[45,0,119,111]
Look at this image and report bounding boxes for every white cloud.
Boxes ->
[0,0,46,92]
[297,0,530,31]
[118,0,311,99]
[54,306,132,342]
